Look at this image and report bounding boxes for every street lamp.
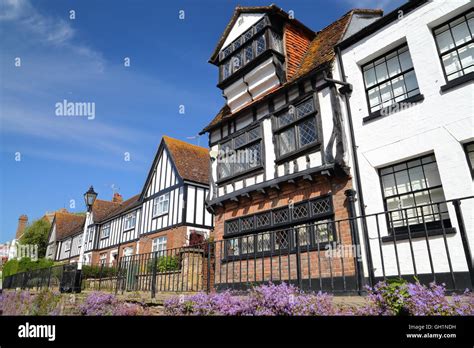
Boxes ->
[77,186,97,273]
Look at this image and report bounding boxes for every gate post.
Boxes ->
[206,242,212,293]
[452,200,474,288]
[345,189,366,294]
[151,252,158,298]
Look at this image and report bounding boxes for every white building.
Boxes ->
[336,0,473,288]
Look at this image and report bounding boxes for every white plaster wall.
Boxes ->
[221,13,264,50]
[339,0,474,276]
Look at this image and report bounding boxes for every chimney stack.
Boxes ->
[112,192,123,203]
[15,215,28,240]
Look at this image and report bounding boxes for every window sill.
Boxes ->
[123,227,135,232]
[440,72,474,93]
[381,227,456,243]
[275,142,321,164]
[363,94,425,123]
[216,165,264,185]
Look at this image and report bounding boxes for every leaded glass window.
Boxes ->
[217,126,262,180]
[274,97,318,159]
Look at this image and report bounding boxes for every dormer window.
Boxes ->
[218,16,282,83]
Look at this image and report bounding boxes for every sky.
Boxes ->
[0,0,406,243]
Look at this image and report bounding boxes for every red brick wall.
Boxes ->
[212,174,355,285]
[138,225,188,254]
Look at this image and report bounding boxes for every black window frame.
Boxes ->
[378,154,453,239]
[216,124,264,183]
[218,16,284,83]
[273,95,320,162]
[464,141,474,178]
[223,195,334,260]
[361,43,421,117]
[432,9,474,90]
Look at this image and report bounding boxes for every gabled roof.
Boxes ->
[202,8,382,133]
[163,136,209,184]
[209,4,314,65]
[53,212,85,240]
[91,199,122,222]
[140,136,210,200]
[95,194,141,223]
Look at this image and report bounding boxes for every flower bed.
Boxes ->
[0,290,149,316]
[164,281,474,316]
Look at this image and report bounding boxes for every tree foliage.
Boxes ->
[20,218,51,258]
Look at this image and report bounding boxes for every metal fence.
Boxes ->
[3,197,473,297]
[2,264,80,292]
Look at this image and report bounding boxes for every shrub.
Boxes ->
[2,257,55,277]
[0,290,61,315]
[79,292,147,316]
[366,280,474,316]
[146,256,180,273]
[164,282,335,316]
[82,265,116,279]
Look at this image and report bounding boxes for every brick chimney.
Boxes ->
[15,215,28,239]
[112,192,123,203]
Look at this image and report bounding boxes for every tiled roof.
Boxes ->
[95,194,141,223]
[91,199,121,222]
[202,8,383,133]
[163,136,209,185]
[54,212,85,240]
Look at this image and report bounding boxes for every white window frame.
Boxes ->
[64,240,71,252]
[99,253,107,266]
[123,211,137,231]
[152,236,167,255]
[101,223,111,239]
[152,193,170,217]
[123,247,134,257]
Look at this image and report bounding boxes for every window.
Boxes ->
[218,126,262,180]
[153,193,170,217]
[464,142,474,177]
[99,253,107,266]
[77,235,82,247]
[362,44,420,114]
[379,154,451,235]
[274,97,319,159]
[101,223,111,239]
[223,196,334,258]
[225,220,335,257]
[123,211,136,230]
[123,247,133,257]
[87,227,94,242]
[64,240,71,252]
[433,10,473,82]
[152,236,167,255]
[218,17,283,82]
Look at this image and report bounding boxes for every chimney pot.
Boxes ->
[112,192,123,203]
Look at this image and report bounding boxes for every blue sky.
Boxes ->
[0,0,405,243]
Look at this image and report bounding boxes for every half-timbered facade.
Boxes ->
[200,5,383,289]
[137,136,213,255]
[48,136,213,265]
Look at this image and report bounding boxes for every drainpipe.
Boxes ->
[336,46,375,286]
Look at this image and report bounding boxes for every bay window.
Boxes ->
[217,125,262,181]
